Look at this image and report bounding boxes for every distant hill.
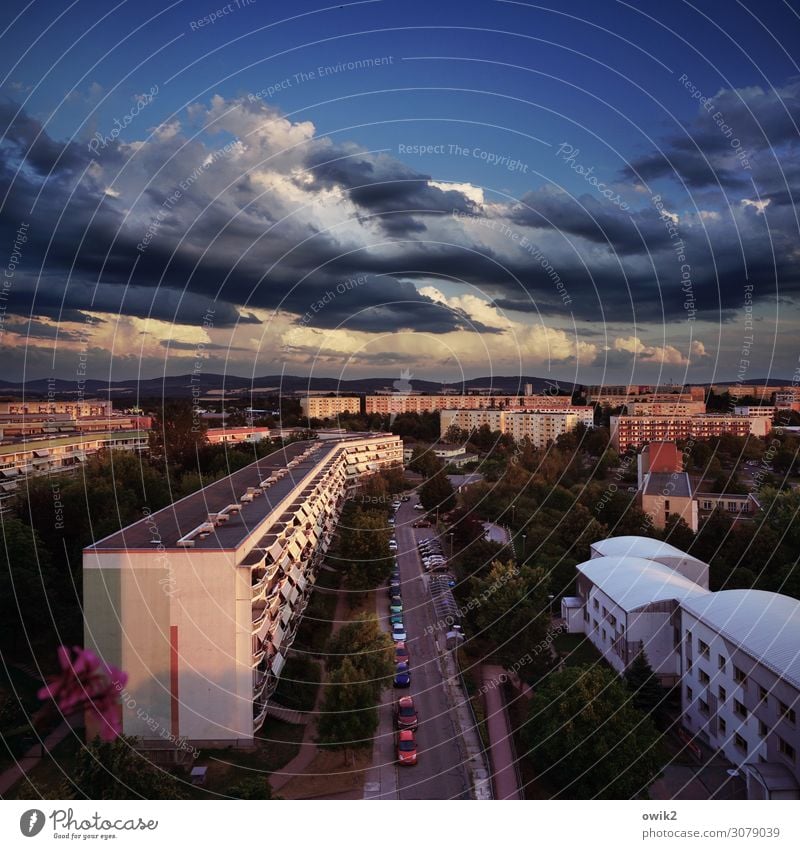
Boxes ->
[0,373,576,399]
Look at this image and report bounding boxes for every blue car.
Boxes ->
[394,662,411,688]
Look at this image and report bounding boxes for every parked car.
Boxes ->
[413,503,425,511]
[388,581,401,596]
[396,730,418,765]
[393,662,411,688]
[391,623,407,641]
[389,601,403,614]
[395,695,418,729]
[394,643,410,665]
[412,520,431,528]
[401,495,410,502]
[390,612,404,625]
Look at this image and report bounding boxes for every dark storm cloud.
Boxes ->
[303,144,476,234]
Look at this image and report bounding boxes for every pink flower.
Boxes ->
[38,646,128,741]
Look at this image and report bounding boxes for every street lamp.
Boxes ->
[449,531,454,558]
[548,593,555,618]
[522,533,527,559]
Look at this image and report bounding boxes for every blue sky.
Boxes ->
[2,0,799,385]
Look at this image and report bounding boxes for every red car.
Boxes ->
[394,642,410,665]
[396,729,418,765]
[394,695,418,730]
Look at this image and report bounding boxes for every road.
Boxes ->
[389,495,472,799]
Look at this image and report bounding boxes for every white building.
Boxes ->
[562,536,800,798]
[299,396,360,418]
[573,554,709,685]
[83,433,403,746]
[681,590,800,798]
[504,409,594,446]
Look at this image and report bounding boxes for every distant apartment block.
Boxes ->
[734,406,778,419]
[586,386,705,404]
[0,430,148,511]
[365,394,572,415]
[206,427,270,445]
[0,414,152,440]
[610,414,769,450]
[0,398,113,417]
[626,400,707,416]
[440,407,593,445]
[562,536,800,799]
[83,433,403,745]
[637,441,698,532]
[300,396,360,418]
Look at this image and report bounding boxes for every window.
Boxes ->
[698,640,710,659]
[718,686,727,702]
[700,699,710,716]
[686,686,693,702]
[593,598,599,611]
[779,701,796,724]
[734,733,748,753]
[758,720,768,739]
[699,669,710,685]
[734,666,747,686]
[664,499,670,511]
[718,717,727,735]
[758,685,769,703]
[702,500,713,510]
[727,501,738,512]
[734,699,748,719]
[779,738,796,761]
[718,655,726,672]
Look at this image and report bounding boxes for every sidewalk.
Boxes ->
[268,586,353,794]
[0,717,76,798]
[480,665,522,800]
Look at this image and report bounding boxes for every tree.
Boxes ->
[316,658,379,754]
[470,560,552,677]
[148,400,207,468]
[228,776,274,799]
[521,666,664,799]
[419,470,456,515]
[325,615,395,698]
[408,443,443,478]
[66,736,187,799]
[624,650,665,716]
[335,507,392,591]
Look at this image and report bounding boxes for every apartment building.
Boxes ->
[0,430,149,511]
[734,406,778,419]
[561,537,800,798]
[0,414,152,440]
[439,407,592,445]
[636,442,698,532]
[610,414,767,450]
[0,398,113,417]
[83,433,403,745]
[586,386,705,403]
[206,427,270,445]
[299,396,360,418]
[626,400,707,416]
[365,394,572,415]
[440,408,506,436]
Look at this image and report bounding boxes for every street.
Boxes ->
[384,495,472,799]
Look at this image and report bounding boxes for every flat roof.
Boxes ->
[591,536,708,568]
[681,590,800,690]
[86,440,332,552]
[643,472,693,499]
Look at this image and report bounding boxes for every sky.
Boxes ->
[1,0,799,387]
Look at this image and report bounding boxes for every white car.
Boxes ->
[391,623,407,641]
[413,504,425,511]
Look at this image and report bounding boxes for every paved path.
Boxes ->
[480,665,522,800]
[0,717,75,798]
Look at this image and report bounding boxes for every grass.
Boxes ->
[552,633,604,668]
